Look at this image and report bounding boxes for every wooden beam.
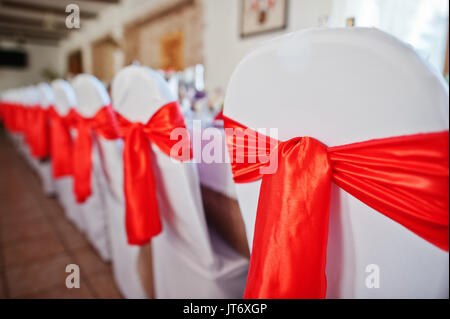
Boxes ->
[0,22,69,36]
[75,0,120,4]
[0,13,67,30]
[0,27,64,41]
[0,0,98,19]
[0,34,59,46]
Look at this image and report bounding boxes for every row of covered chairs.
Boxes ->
[0,67,248,299]
[0,27,448,298]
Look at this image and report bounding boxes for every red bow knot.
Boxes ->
[72,105,119,203]
[115,101,192,245]
[223,115,449,299]
[30,107,50,159]
[121,122,161,245]
[49,107,74,178]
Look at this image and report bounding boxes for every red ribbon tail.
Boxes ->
[32,109,50,159]
[50,118,73,178]
[73,124,93,203]
[123,124,162,245]
[244,137,332,299]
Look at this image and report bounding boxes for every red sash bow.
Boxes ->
[214,109,224,121]
[27,107,39,148]
[3,103,17,132]
[23,107,32,145]
[71,105,120,203]
[26,106,51,159]
[18,105,29,135]
[24,107,34,149]
[5,103,25,133]
[0,102,3,123]
[33,107,51,159]
[10,104,23,133]
[0,102,16,132]
[115,101,192,245]
[0,102,49,158]
[48,107,76,178]
[223,116,449,299]
[1,102,13,131]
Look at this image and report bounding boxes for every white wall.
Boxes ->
[60,0,334,91]
[0,42,63,91]
[203,0,333,91]
[329,0,449,73]
[2,0,446,93]
[203,0,448,91]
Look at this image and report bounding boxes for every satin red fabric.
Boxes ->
[115,101,192,245]
[12,104,25,133]
[214,109,224,121]
[30,107,51,159]
[4,103,19,132]
[223,116,449,299]
[71,105,119,203]
[2,103,25,133]
[23,107,33,146]
[0,102,15,131]
[1,102,51,159]
[48,107,76,178]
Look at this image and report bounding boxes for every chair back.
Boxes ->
[224,27,449,298]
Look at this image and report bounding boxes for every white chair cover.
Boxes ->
[21,85,52,193]
[51,79,86,233]
[35,83,56,196]
[17,87,36,161]
[72,74,146,298]
[111,65,248,298]
[224,27,449,298]
[71,74,112,261]
[2,89,22,145]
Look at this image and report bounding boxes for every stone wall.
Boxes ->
[91,37,118,82]
[124,0,204,70]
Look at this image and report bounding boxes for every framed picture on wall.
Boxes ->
[240,0,288,38]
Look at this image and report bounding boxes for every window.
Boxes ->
[331,0,449,73]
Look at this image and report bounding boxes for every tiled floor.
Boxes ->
[0,129,122,299]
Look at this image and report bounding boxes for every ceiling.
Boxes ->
[0,0,120,46]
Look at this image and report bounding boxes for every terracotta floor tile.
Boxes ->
[88,272,122,299]
[0,208,44,226]
[5,253,73,298]
[0,189,35,206]
[18,283,95,299]
[53,219,91,251]
[1,216,54,243]
[3,232,65,267]
[0,274,7,298]
[73,246,111,277]
[0,131,122,299]
[41,203,66,221]
[0,198,42,215]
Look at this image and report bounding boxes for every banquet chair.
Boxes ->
[17,85,54,195]
[223,27,449,298]
[16,87,35,159]
[72,74,147,298]
[1,89,23,146]
[111,65,249,298]
[35,83,56,196]
[71,75,112,261]
[51,79,85,233]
